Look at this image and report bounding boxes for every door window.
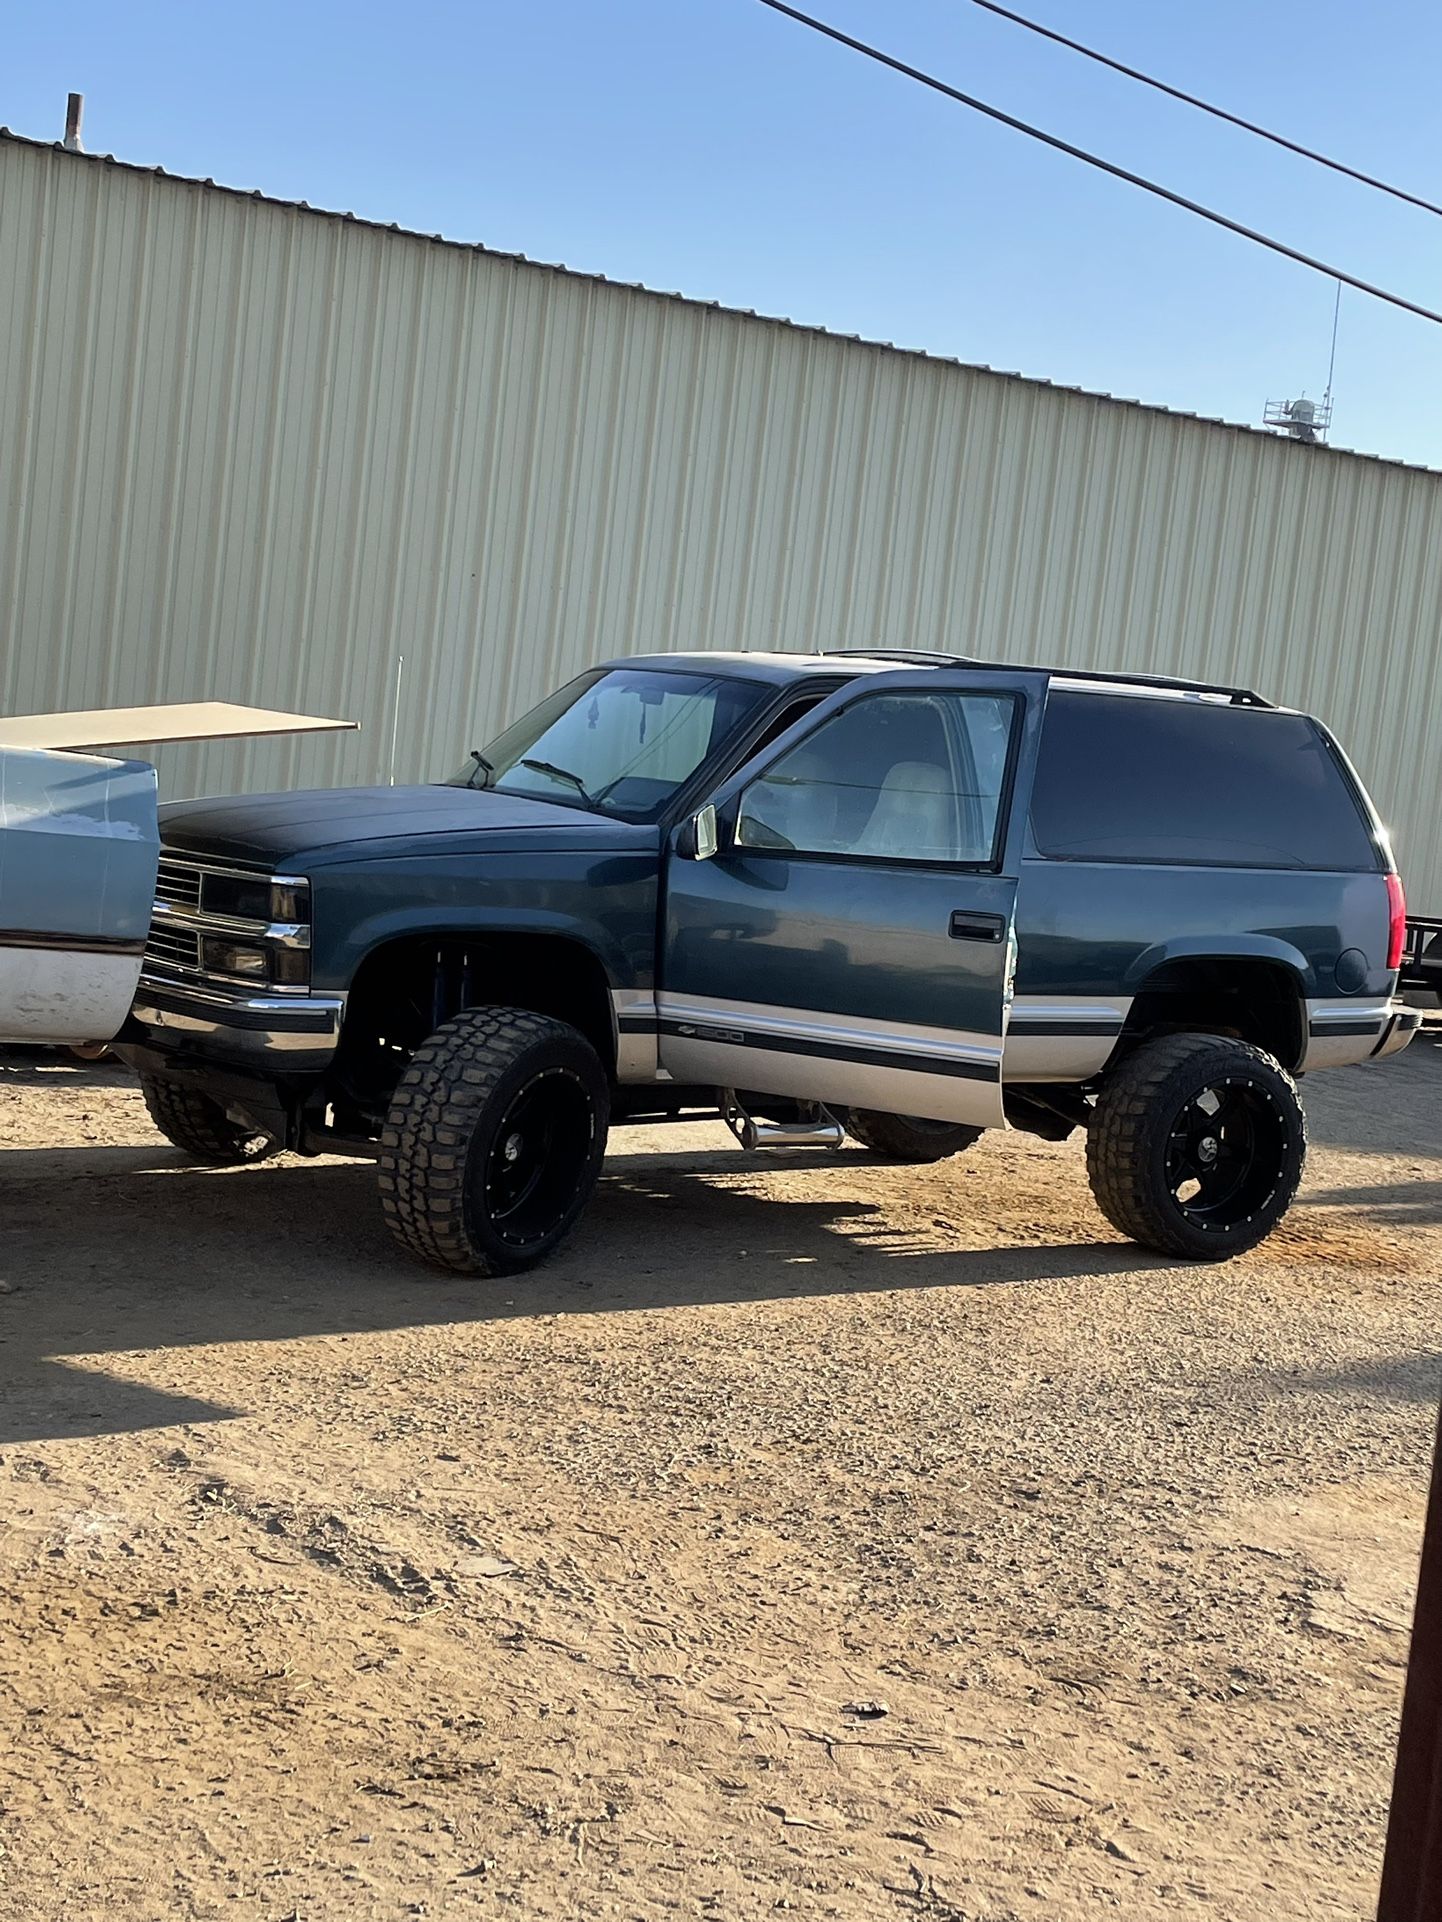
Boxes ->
[736,690,1017,866]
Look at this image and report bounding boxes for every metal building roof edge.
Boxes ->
[3,126,1437,483]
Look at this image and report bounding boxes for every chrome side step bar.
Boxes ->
[721,1091,845,1151]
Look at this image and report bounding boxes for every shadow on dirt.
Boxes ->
[1,1134,1145,1445]
[1305,1177,1442,1228]
[5,1023,1436,1446]
[0,1048,132,1093]
[1274,1350,1442,1409]
[1301,1020,1442,1160]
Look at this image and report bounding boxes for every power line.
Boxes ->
[967,0,1442,221]
[754,0,1442,330]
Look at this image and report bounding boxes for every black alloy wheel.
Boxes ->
[477,1067,598,1252]
[379,1006,609,1276]
[1087,1032,1306,1260]
[1164,1076,1287,1233]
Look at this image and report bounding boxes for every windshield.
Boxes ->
[446,667,767,820]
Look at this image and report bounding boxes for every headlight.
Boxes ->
[201,873,272,921]
[187,871,312,991]
[201,938,270,981]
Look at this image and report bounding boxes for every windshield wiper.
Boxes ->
[464,749,495,790]
[519,757,594,804]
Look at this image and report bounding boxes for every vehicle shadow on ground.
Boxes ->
[0,1050,130,1093]
[1,1140,1145,1444]
[1304,1177,1442,1228]
[1302,1022,1442,1160]
[1273,1351,1442,1408]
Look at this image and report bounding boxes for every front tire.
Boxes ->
[378,1007,609,1276]
[140,1076,276,1166]
[846,1110,983,1163]
[1086,1033,1305,1261]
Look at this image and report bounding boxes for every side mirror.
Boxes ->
[731,790,793,852]
[678,800,737,859]
[687,803,719,861]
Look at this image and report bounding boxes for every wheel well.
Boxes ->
[1118,958,1306,1071]
[328,932,616,1129]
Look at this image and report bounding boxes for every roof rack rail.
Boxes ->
[1048,667,1273,707]
[818,648,982,667]
[818,648,1271,707]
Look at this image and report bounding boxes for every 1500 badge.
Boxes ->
[675,1022,746,1044]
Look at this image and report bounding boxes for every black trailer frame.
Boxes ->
[1401,917,1442,999]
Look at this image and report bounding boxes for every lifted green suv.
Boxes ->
[117,651,1419,1272]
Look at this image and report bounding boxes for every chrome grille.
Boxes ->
[144,923,202,973]
[155,858,203,909]
[140,852,311,994]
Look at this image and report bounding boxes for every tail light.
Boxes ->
[1386,872,1406,972]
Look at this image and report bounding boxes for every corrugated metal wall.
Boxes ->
[3,134,1441,906]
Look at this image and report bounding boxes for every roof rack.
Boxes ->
[819,649,982,667]
[817,649,1271,707]
[1046,667,1273,707]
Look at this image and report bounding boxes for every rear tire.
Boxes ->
[140,1076,276,1166]
[378,1007,609,1277]
[846,1110,983,1163]
[1087,1033,1305,1261]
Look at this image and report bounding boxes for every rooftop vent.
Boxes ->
[1264,394,1332,443]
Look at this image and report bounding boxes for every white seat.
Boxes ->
[755,747,843,850]
[856,760,952,858]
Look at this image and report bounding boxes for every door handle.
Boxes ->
[949,910,1006,942]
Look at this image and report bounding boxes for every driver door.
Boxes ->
[658,669,1046,1129]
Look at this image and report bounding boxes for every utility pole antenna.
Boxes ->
[388,655,405,785]
[1323,279,1342,416]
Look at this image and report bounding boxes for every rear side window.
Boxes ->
[1030,692,1381,870]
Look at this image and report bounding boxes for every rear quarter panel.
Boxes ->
[1009,859,1395,1079]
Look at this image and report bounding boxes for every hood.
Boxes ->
[158,784,635,865]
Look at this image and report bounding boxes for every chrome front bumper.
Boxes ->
[129,977,344,1068]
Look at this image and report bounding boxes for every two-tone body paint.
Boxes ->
[1005,858,1399,1080]
[658,862,1016,1124]
[654,666,1049,1126]
[125,653,1412,1117]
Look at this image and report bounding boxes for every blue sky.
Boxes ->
[7,0,1440,466]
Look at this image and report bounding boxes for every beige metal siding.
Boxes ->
[3,136,1441,906]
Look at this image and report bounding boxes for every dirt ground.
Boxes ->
[2,1022,1439,1922]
